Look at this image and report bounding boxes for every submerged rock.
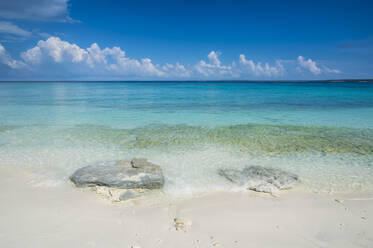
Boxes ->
[70,158,164,190]
[218,166,298,194]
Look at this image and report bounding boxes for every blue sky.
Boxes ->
[0,0,372,80]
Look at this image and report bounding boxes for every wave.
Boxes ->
[1,123,373,194]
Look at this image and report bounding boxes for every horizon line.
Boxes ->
[1,79,373,83]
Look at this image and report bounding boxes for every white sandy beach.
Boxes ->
[1,0,373,247]
[0,167,372,248]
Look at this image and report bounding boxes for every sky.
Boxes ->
[0,0,372,80]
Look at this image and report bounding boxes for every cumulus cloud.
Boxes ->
[20,46,41,64]
[29,36,87,63]
[0,43,25,69]
[207,51,221,66]
[0,21,31,37]
[297,56,340,75]
[86,43,164,76]
[239,54,284,77]
[195,52,286,78]
[162,62,190,78]
[21,37,166,77]
[195,51,234,77]
[0,0,72,21]
[0,37,342,79]
[297,56,321,75]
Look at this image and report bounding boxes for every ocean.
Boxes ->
[0,81,373,194]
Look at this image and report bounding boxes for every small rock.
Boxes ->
[219,166,299,194]
[174,218,185,232]
[119,190,136,201]
[95,186,123,202]
[119,189,148,201]
[173,218,191,232]
[94,186,148,202]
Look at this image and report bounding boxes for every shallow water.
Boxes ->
[0,81,373,194]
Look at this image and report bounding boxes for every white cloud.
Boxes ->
[207,50,221,66]
[297,56,340,75]
[323,66,340,74]
[239,54,284,77]
[297,55,322,75]
[162,62,190,77]
[86,43,108,66]
[21,37,167,77]
[36,36,87,63]
[85,43,165,77]
[0,37,342,79]
[195,51,233,77]
[0,21,31,37]
[21,46,41,64]
[0,43,26,69]
[0,0,72,21]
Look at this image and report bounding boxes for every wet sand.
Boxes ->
[0,167,372,248]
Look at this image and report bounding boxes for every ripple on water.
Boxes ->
[0,123,372,194]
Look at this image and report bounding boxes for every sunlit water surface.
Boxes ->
[1,81,373,194]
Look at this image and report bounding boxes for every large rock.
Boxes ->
[219,166,298,194]
[70,158,165,190]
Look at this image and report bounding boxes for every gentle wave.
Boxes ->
[1,123,373,194]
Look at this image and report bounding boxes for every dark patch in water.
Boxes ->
[65,123,373,155]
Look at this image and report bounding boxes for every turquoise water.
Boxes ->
[1,81,373,194]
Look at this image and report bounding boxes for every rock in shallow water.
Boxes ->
[70,158,164,190]
[218,166,299,194]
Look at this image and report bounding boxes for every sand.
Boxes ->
[0,167,372,248]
